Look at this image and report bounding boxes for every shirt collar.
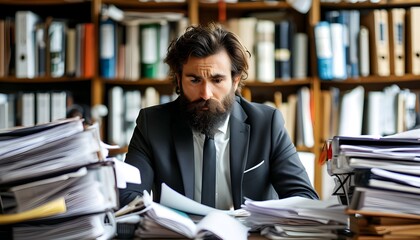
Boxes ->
[218,113,230,135]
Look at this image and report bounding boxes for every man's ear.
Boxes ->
[233,75,240,91]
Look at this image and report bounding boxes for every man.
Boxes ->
[119,23,318,210]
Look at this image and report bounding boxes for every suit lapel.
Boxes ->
[172,103,195,199]
[230,98,250,209]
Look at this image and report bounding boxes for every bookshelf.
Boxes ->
[315,0,420,198]
[4,0,420,197]
[315,0,420,139]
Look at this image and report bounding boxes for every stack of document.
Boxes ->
[329,130,420,238]
[0,117,118,239]
[242,196,348,239]
[115,183,249,240]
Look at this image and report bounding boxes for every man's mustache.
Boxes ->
[187,98,225,113]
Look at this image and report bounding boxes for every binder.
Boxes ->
[34,23,47,77]
[330,22,347,80]
[0,20,4,77]
[359,26,370,77]
[65,28,76,76]
[108,86,124,146]
[389,8,406,76]
[296,87,314,148]
[274,19,293,80]
[157,22,170,80]
[348,10,360,77]
[15,11,40,78]
[75,23,85,77]
[314,21,333,80]
[362,9,390,76]
[407,7,420,75]
[141,24,159,78]
[125,24,140,80]
[236,17,257,81]
[50,91,67,121]
[338,86,364,137]
[83,23,94,78]
[326,10,351,78]
[19,92,35,127]
[48,21,66,78]
[365,91,384,136]
[35,92,51,124]
[255,19,275,83]
[100,18,116,78]
[292,33,308,79]
[0,94,7,129]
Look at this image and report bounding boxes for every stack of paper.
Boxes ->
[329,129,420,238]
[115,184,249,240]
[0,118,119,239]
[242,196,348,239]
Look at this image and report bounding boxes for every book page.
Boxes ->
[159,183,249,217]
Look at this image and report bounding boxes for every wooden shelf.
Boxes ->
[0,0,91,5]
[102,0,188,9]
[199,1,292,10]
[320,75,420,91]
[321,0,420,9]
[245,78,313,87]
[0,77,93,83]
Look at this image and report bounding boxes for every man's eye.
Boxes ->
[214,78,223,83]
[191,78,200,83]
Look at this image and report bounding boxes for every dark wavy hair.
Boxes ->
[164,22,249,95]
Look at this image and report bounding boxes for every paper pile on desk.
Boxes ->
[328,130,420,238]
[242,196,348,239]
[115,188,249,240]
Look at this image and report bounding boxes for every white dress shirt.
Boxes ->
[192,114,233,210]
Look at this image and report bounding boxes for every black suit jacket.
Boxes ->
[119,96,318,209]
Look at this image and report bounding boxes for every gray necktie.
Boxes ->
[201,135,216,207]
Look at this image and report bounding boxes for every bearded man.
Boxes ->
[119,23,318,210]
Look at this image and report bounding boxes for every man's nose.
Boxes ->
[200,82,213,100]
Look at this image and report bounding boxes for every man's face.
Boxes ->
[178,50,240,136]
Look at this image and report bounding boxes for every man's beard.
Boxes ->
[179,90,235,137]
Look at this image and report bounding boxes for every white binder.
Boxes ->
[15,11,40,78]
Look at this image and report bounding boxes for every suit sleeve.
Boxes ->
[118,109,155,207]
[269,109,319,200]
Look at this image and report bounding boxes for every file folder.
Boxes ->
[362,9,390,76]
[314,21,333,80]
[15,11,40,78]
[389,8,406,76]
[407,7,420,75]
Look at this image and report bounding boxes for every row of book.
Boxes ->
[99,5,309,82]
[107,86,177,146]
[262,86,315,148]
[99,5,189,80]
[0,118,119,239]
[319,84,418,142]
[106,84,316,148]
[0,11,94,78]
[0,91,71,130]
[315,7,420,80]
[226,16,309,82]
[327,133,420,238]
